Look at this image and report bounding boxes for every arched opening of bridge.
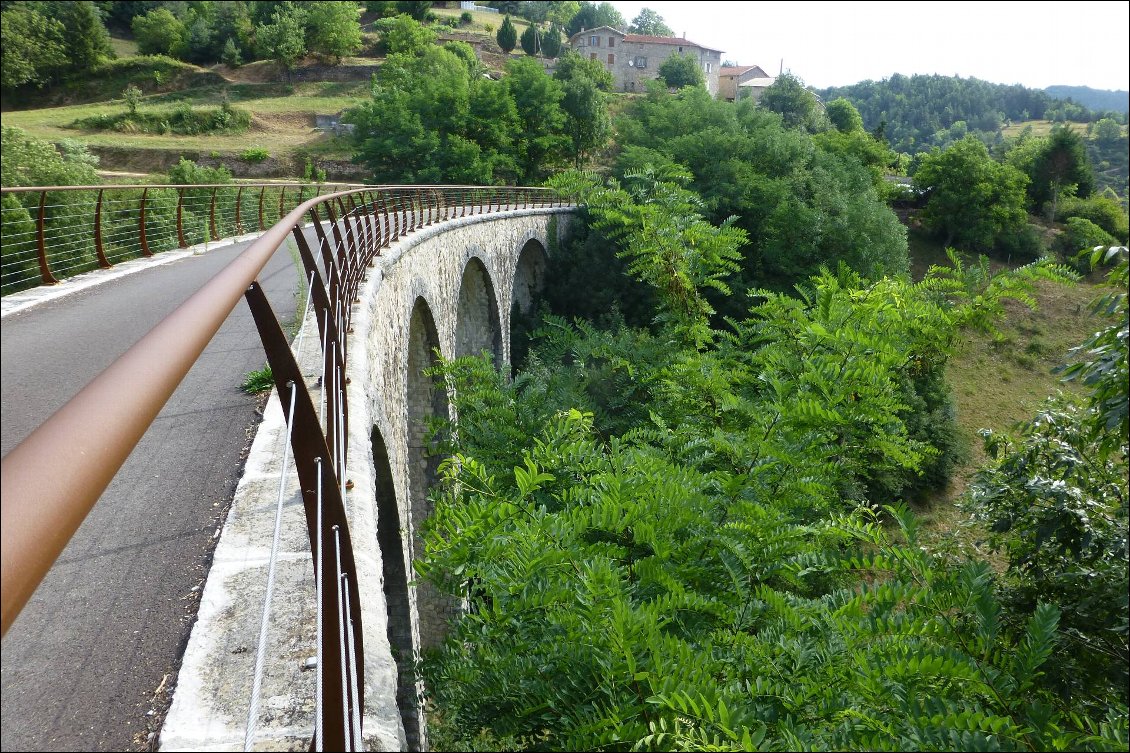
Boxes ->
[510,238,548,371]
[454,257,502,366]
[405,297,452,652]
[371,425,421,751]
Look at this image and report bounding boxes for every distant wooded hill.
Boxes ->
[819,74,1128,155]
[1045,85,1129,114]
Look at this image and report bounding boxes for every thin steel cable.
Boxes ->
[343,573,363,748]
[333,526,350,751]
[315,457,325,752]
[293,269,316,358]
[244,381,298,752]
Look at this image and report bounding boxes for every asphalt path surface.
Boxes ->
[1,237,303,752]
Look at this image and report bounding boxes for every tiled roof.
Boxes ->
[622,33,723,53]
[721,66,757,76]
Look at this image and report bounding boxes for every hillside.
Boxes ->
[1045,84,1130,113]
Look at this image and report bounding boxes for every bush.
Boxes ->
[1058,193,1129,242]
[240,147,270,163]
[994,221,1046,262]
[459,11,473,25]
[1055,217,1118,273]
[70,102,251,136]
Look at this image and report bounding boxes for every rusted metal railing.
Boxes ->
[0,182,364,296]
[0,184,564,750]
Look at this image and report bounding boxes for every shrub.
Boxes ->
[459,11,473,25]
[241,147,270,163]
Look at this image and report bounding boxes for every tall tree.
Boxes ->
[496,14,517,53]
[825,97,865,133]
[565,1,624,36]
[657,52,704,89]
[541,23,563,58]
[519,22,540,56]
[1031,125,1095,220]
[914,135,1029,252]
[0,4,67,91]
[759,72,829,132]
[305,0,363,63]
[131,7,186,57]
[43,1,113,72]
[628,7,672,36]
[561,75,608,167]
[256,2,307,71]
[505,57,568,182]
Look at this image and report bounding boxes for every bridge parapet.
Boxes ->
[2,183,574,750]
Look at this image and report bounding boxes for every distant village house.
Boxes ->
[567,26,724,97]
[719,65,776,102]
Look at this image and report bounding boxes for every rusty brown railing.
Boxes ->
[0,182,365,296]
[0,183,565,750]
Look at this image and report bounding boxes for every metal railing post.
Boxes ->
[93,188,111,270]
[138,188,153,257]
[176,188,187,248]
[34,191,59,285]
[209,187,219,241]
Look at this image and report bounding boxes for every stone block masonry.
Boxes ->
[161,208,576,751]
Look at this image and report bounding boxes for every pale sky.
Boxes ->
[609,1,1130,92]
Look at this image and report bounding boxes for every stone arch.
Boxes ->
[405,297,452,652]
[454,257,502,366]
[509,238,548,370]
[371,425,421,751]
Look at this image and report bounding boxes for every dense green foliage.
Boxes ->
[612,84,908,299]
[564,1,625,37]
[418,170,1124,752]
[656,53,704,90]
[821,74,1128,156]
[914,136,1030,254]
[70,100,251,136]
[627,7,673,36]
[496,15,518,54]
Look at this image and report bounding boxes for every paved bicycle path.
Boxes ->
[1,236,302,752]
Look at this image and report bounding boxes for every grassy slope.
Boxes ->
[907,229,1104,545]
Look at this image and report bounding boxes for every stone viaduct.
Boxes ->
[159,207,577,751]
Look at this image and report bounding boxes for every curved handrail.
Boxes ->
[1,182,566,749]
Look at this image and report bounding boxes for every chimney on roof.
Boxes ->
[682,31,686,38]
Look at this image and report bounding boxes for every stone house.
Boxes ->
[719,64,774,102]
[567,26,723,97]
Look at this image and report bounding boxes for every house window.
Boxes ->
[608,37,615,47]
[629,81,636,91]
[607,53,615,65]
[705,62,712,73]
[590,35,599,47]
[635,56,647,68]
[678,46,683,52]
[590,53,597,61]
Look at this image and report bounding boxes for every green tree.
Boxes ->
[541,23,563,58]
[560,73,608,167]
[131,7,185,57]
[395,0,432,20]
[553,49,613,91]
[305,0,363,63]
[1032,125,1095,220]
[505,57,568,182]
[656,52,704,89]
[1092,117,1123,145]
[627,7,672,36]
[914,135,1029,252]
[123,83,143,116]
[43,0,113,72]
[825,96,864,133]
[220,36,244,67]
[0,3,67,91]
[0,126,100,188]
[376,14,436,56]
[496,14,517,53]
[348,46,518,184]
[565,1,624,36]
[759,72,829,132]
[256,2,307,71]
[519,22,540,56]
[545,1,580,26]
